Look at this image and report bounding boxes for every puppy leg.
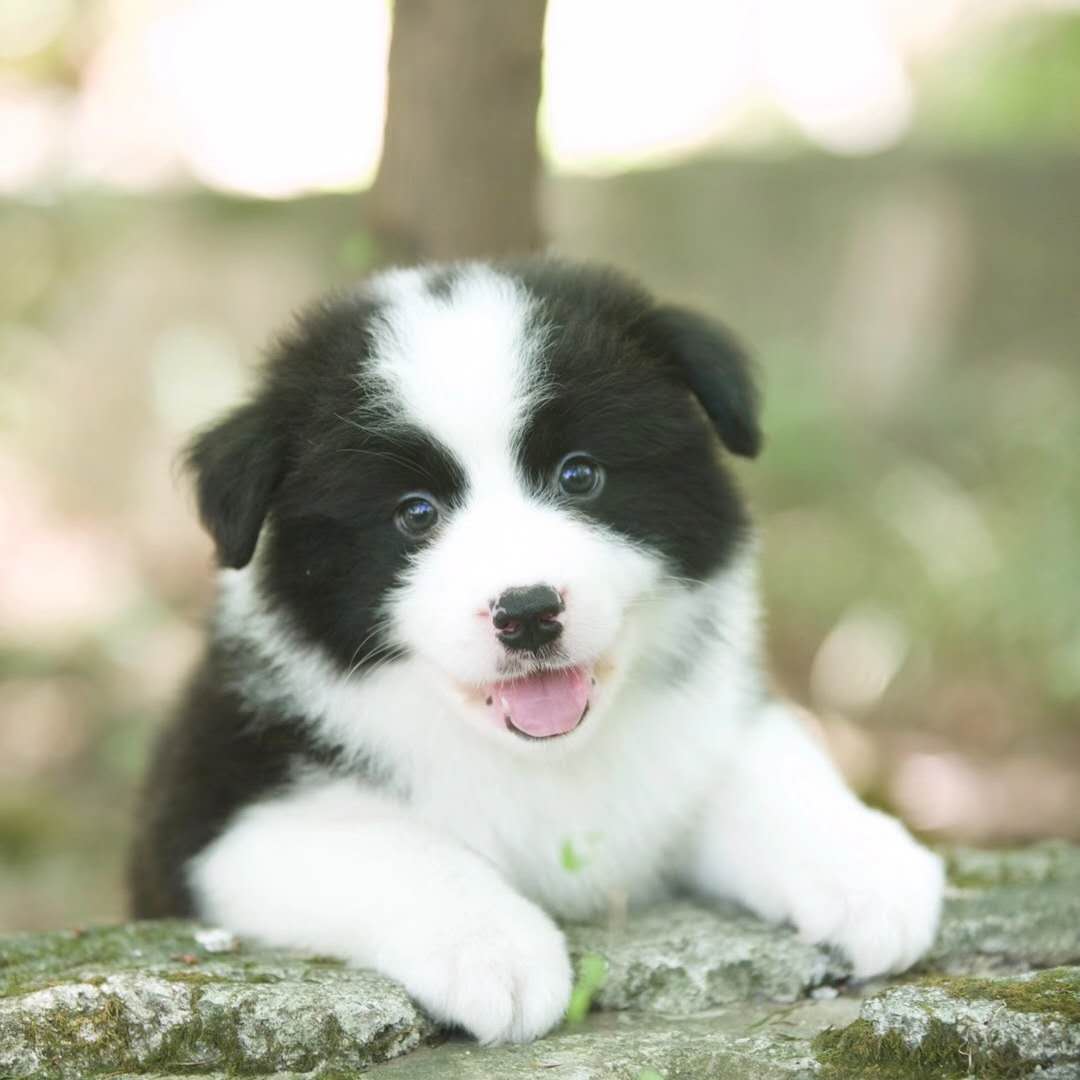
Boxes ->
[685,703,944,978]
[186,780,572,1044]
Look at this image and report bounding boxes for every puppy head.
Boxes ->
[188,261,760,751]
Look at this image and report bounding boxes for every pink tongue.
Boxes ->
[487,667,591,738]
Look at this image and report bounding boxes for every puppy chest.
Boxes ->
[411,767,691,919]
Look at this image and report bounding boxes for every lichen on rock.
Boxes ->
[929,845,1080,977]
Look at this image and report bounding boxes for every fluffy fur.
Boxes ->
[131,258,944,1043]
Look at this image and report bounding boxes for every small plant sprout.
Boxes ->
[565,952,608,1025]
[560,831,604,873]
[560,838,586,872]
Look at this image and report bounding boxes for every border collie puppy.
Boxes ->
[131,259,944,1044]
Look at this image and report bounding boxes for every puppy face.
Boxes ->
[189,261,760,750]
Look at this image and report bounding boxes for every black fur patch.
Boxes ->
[263,419,467,672]
[638,304,762,459]
[130,643,345,916]
[187,293,468,673]
[509,260,755,580]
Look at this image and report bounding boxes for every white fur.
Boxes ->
[366,265,549,466]
[191,266,945,1043]
[685,702,945,978]
[188,781,572,1044]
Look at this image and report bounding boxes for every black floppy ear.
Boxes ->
[644,305,762,458]
[185,400,285,569]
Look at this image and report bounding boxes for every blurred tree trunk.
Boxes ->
[369,0,548,263]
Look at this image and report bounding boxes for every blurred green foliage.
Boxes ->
[918,13,1080,145]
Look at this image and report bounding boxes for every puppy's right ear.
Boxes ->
[642,306,762,459]
[185,400,285,569]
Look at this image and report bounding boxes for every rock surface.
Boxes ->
[1,842,1078,1079]
[815,967,1080,1078]
[0,923,436,1078]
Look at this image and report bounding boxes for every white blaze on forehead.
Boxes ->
[366,265,546,477]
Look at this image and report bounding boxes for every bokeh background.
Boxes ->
[2,0,1079,931]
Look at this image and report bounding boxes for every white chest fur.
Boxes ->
[315,634,758,920]
[216,552,764,919]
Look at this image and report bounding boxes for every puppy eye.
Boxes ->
[395,494,440,537]
[556,454,604,498]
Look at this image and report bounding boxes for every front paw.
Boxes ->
[788,810,945,979]
[389,892,572,1044]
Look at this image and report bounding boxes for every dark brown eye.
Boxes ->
[556,454,604,498]
[395,494,439,537]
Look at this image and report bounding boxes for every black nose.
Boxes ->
[492,585,564,653]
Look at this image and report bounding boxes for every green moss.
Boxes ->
[813,970,1080,1080]
[921,968,1080,1023]
[0,921,216,996]
[946,868,1005,890]
[16,992,139,1079]
[144,986,253,1075]
[9,981,269,1079]
[813,1017,1027,1079]
[139,984,372,1076]
[1,923,434,1076]
[160,968,281,987]
[158,969,219,986]
[944,841,1079,890]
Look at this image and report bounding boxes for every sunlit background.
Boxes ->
[2,0,1079,930]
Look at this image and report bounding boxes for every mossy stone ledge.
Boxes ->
[814,968,1080,1079]
[1,842,1078,1079]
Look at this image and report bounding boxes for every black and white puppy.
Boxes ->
[131,259,944,1044]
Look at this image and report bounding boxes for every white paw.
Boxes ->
[787,809,945,978]
[386,890,572,1044]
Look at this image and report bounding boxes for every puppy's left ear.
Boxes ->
[643,305,762,458]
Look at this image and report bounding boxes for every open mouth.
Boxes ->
[483,665,593,740]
